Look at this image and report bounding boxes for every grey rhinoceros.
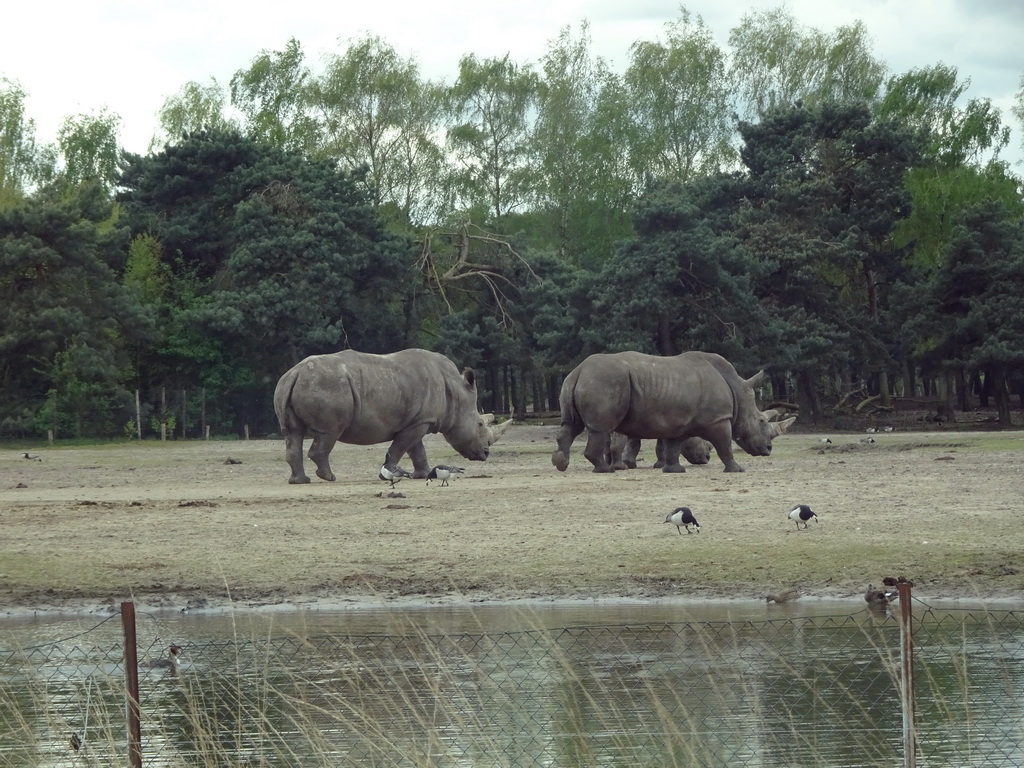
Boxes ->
[274,349,512,484]
[552,351,795,473]
[607,434,713,470]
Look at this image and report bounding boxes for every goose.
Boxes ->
[789,504,819,529]
[379,452,413,487]
[664,506,700,534]
[425,465,465,487]
[22,452,42,461]
[765,586,801,605]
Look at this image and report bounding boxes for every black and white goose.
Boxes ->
[426,465,465,487]
[379,452,413,487]
[22,452,42,461]
[788,504,819,529]
[664,506,700,534]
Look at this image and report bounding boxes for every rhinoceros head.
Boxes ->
[733,371,796,456]
[443,368,513,460]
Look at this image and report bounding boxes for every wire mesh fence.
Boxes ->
[2,605,1023,767]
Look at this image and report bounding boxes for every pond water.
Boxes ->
[2,598,1023,767]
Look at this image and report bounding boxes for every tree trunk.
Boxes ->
[936,372,956,423]
[798,370,823,424]
[993,367,1012,425]
[657,313,673,356]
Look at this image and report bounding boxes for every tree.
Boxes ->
[737,101,920,418]
[922,199,1024,424]
[118,131,414,394]
[445,54,540,223]
[310,35,446,225]
[624,10,735,182]
[230,38,315,152]
[53,109,123,192]
[728,9,886,120]
[0,182,152,436]
[153,78,236,150]
[529,24,633,265]
[0,78,39,206]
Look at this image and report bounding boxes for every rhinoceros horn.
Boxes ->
[485,415,513,446]
[768,416,797,438]
[761,408,781,421]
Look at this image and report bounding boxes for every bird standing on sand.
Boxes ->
[789,504,819,529]
[425,465,465,487]
[765,587,801,605]
[22,452,41,461]
[379,452,413,487]
[139,644,183,672]
[664,506,700,534]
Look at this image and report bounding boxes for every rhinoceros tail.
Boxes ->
[557,367,584,432]
[273,365,306,435]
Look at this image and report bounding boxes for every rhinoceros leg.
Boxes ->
[404,440,432,478]
[619,436,641,469]
[704,423,745,472]
[653,439,666,469]
[583,430,615,473]
[658,438,687,473]
[552,423,584,471]
[307,431,338,482]
[284,433,311,484]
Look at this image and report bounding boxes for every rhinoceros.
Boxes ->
[552,351,795,473]
[607,434,712,470]
[274,349,512,484]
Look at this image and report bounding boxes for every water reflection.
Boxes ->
[2,601,1024,767]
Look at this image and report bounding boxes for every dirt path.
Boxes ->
[1,426,1022,616]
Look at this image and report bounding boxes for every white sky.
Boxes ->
[4,0,1023,165]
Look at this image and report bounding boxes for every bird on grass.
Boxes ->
[139,644,183,672]
[425,465,465,487]
[69,733,81,752]
[379,452,413,488]
[765,587,801,605]
[664,506,700,534]
[789,504,819,529]
[22,452,42,461]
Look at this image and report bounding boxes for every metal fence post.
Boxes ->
[898,582,916,768]
[121,602,143,768]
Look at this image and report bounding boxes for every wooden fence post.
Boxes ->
[899,582,916,768]
[121,602,143,768]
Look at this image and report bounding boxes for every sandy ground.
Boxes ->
[1,424,1023,617]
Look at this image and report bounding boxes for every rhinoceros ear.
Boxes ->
[769,416,796,437]
[463,367,476,390]
[745,370,765,388]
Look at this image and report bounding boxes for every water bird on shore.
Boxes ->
[860,437,876,444]
[765,587,801,605]
[426,465,465,486]
[865,427,877,433]
[818,437,832,444]
[139,644,183,672]
[883,425,895,433]
[789,504,819,529]
[379,453,413,487]
[22,452,41,461]
[664,506,700,534]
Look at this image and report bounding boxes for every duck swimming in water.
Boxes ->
[139,644,183,672]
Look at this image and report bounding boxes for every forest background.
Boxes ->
[3,6,1024,441]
